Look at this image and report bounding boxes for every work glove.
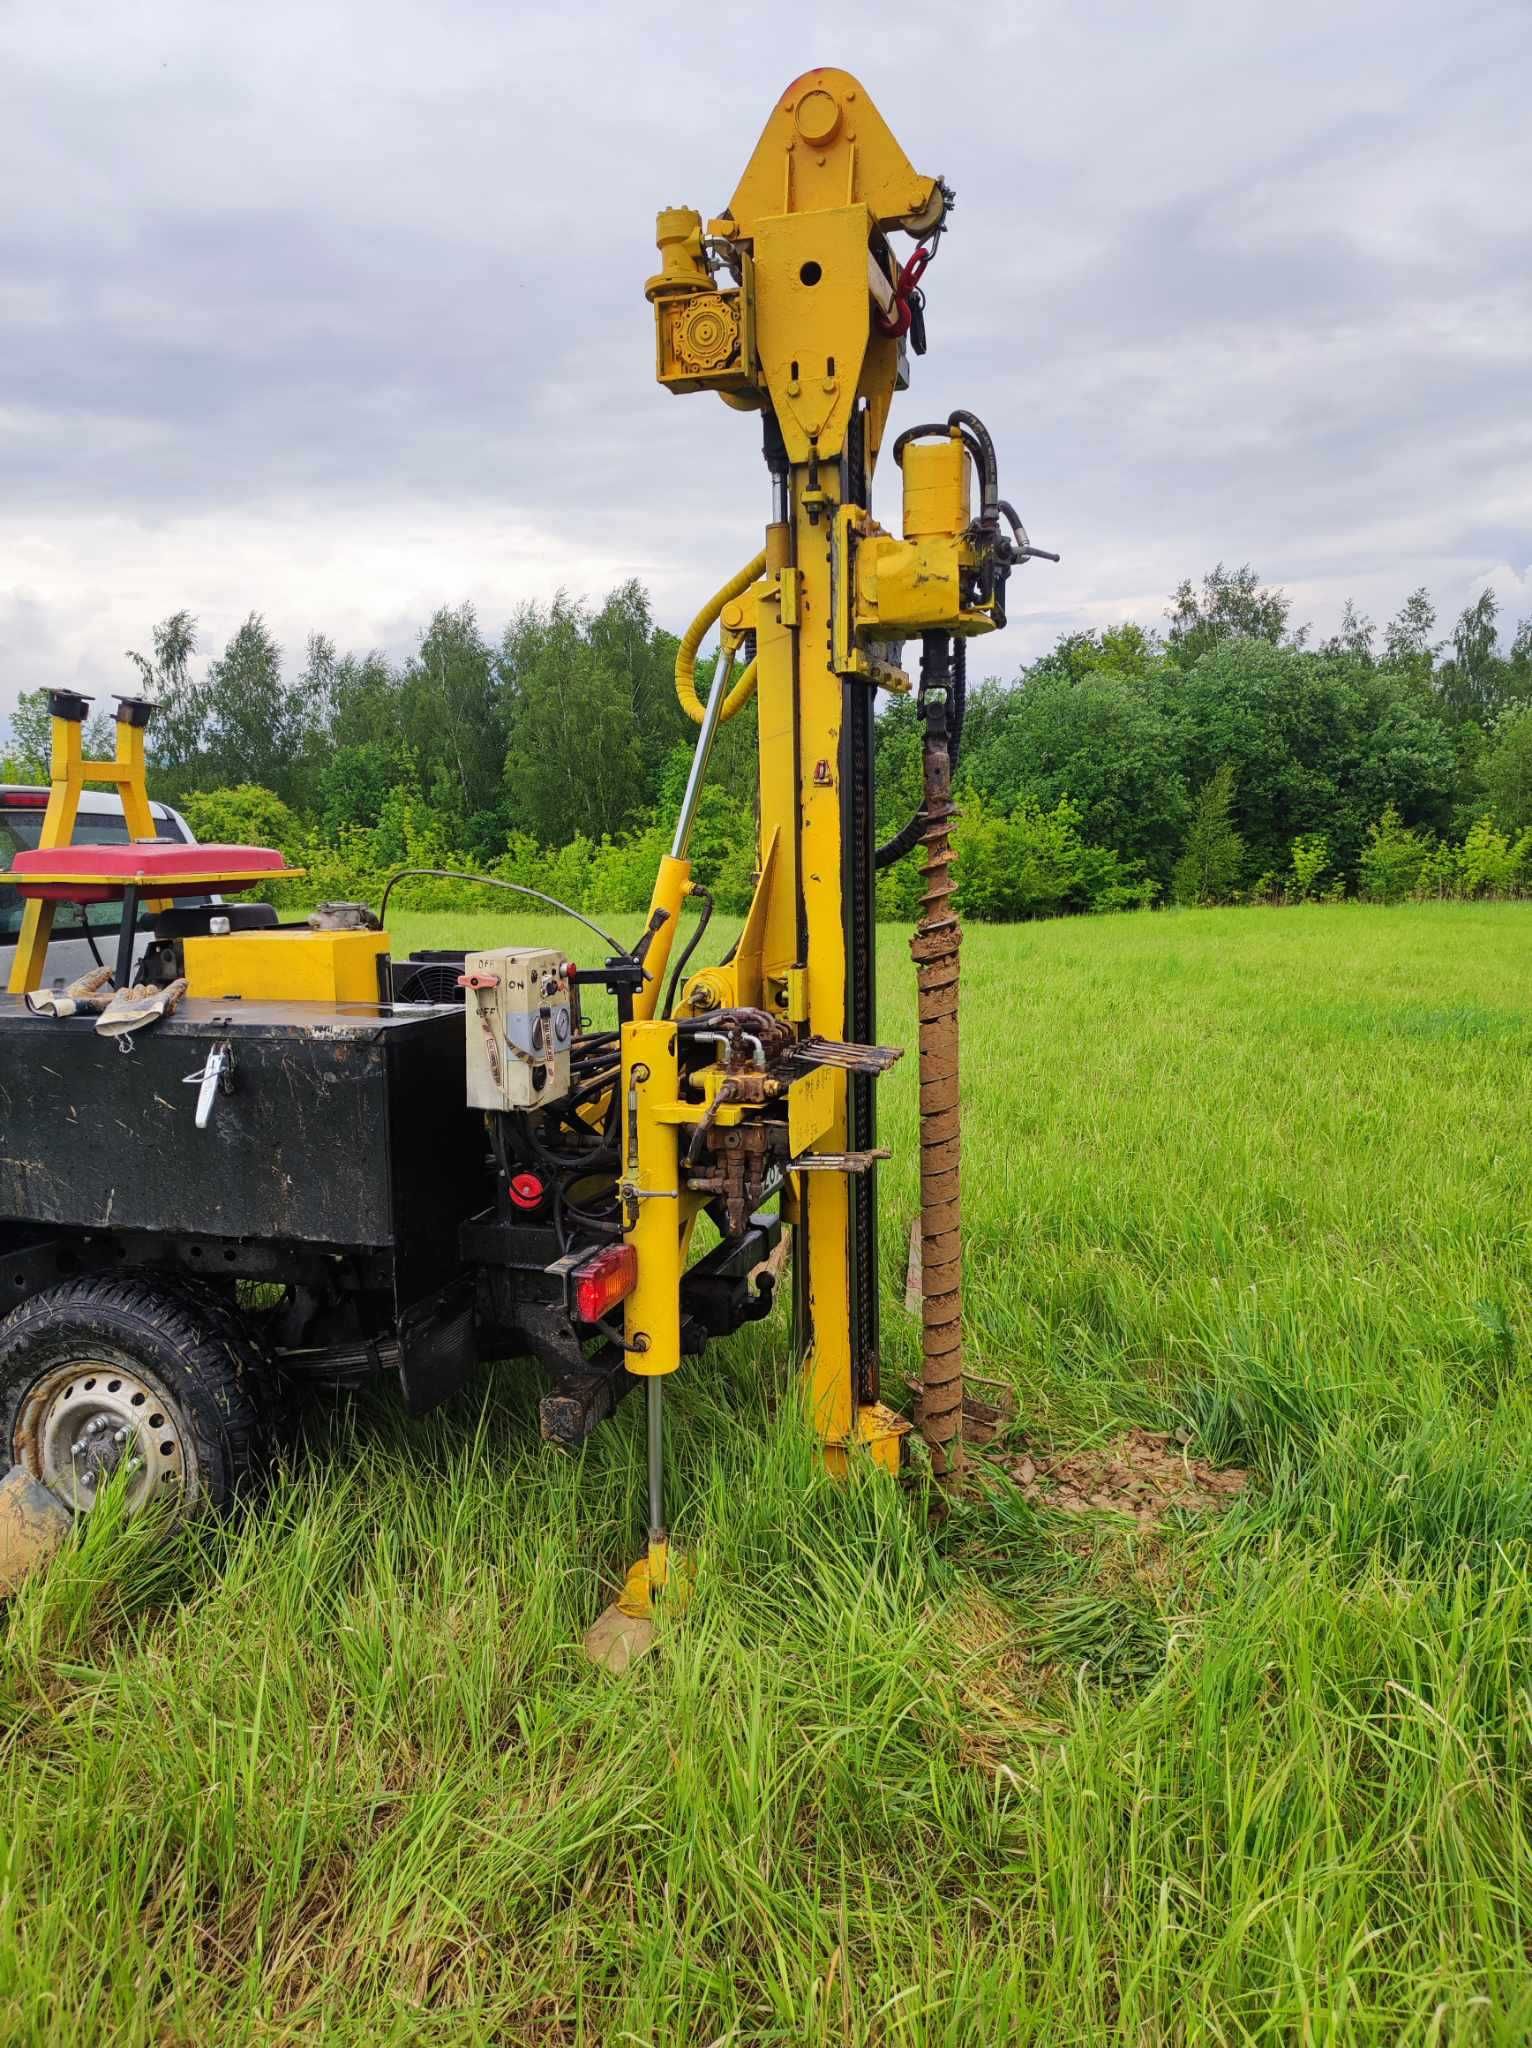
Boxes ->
[23,965,113,1019]
[95,977,189,1040]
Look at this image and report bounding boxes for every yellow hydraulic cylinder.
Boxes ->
[632,855,691,1023]
[620,1020,683,1374]
[902,434,971,539]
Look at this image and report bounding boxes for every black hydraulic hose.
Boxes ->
[875,799,929,873]
[663,887,714,1019]
[946,408,998,512]
[376,867,632,958]
[875,635,966,870]
[891,421,951,467]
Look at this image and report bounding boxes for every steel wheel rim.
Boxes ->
[16,1360,192,1514]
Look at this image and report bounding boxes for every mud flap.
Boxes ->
[396,1281,477,1417]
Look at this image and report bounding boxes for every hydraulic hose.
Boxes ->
[675,552,765,725]
[875,636,966,870]
[945,408,998,514]
[663,885,714,1019]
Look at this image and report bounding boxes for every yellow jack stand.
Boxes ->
[6,690,164,996]
[583,1377,693,1673]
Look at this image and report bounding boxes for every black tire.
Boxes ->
[0,1275,265,1518]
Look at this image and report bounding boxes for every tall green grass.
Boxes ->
[4,902,1531,2043]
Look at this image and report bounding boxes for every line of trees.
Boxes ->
[6,564,1532,921]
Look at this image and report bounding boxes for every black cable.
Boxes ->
[663,887,714,1018]
[56,902,108,970]
[377,867,632,958]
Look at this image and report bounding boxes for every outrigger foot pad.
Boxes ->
[582,1540,693,1674]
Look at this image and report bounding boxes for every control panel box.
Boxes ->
[462,947,571,1111]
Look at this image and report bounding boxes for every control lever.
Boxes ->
[182,1042,235,1130]
[994,498,1059,565]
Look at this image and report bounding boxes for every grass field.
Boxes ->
[5,901,1532,2044]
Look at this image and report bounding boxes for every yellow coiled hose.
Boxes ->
[675,551,765,725]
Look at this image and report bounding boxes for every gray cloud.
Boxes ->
[2,0,1529,723]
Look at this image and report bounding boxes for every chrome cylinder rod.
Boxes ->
[646,1376,665,1545]
[669,645,735,862]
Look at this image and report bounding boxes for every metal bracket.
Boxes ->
[790,1148,890,1173]
[617,1178,680,1231]
[182,1041,234,1130]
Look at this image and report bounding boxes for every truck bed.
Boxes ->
[0,996,488,1290]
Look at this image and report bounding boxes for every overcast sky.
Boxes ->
[3,0,1529,726]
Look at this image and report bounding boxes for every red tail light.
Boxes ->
[573,1243,637,1323]
[1,792,48,808]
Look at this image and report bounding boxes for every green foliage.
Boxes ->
[178,784,303,858]
[398,604,502,832]
[1434,587,1528,726]
[1480,705,1532,833]
[500,594,649,844]
[1415,836,1467,901]
[1165,637,1455,882]
[317,741,413,842]
[1319,597,1375,662]
[6,689,51,779]
[1358,805,1429,904]
[954,794,1156,921]
[178,784,309,907]
[73,561,1532,927]
[962,664,1188,883]
[1458,815,1518,897]
[2,687,109,781]
[202,615,304,797]
[1288,832,1330,901]
[1165,560,1301,666]
[1173,763,1244,905]
[130,609,201,781]
[1382,585,1440,676]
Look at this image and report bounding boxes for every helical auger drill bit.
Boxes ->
[910,632,964,1479]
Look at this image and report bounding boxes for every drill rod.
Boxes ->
[911,632,965,1478]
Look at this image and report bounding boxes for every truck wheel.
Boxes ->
[0,1276,264,1519]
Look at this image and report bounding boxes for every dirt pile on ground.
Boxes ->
[1007,1429,1248,1524]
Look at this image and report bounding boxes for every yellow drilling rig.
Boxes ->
[0,68,1051,1630]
